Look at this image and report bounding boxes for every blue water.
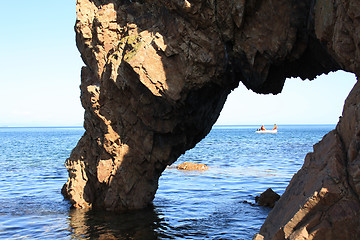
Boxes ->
[0,125,334,239]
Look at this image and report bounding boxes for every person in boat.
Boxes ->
[260,125,266,131]
[273,124,277,130]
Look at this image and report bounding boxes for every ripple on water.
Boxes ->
[0,125,334,239]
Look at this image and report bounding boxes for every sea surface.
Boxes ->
[0,125,335,239]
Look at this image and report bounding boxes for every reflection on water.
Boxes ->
[0,126,334,239]
[67,200,269,240]
[68,207,161,240]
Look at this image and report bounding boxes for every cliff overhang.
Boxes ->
[62,0,360,238]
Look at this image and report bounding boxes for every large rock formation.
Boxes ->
[253,0,360,239]
[62,0,360,237]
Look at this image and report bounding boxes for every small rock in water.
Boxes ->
[255,188,280,208]
[176,162,209,171]
[252,233,265,240]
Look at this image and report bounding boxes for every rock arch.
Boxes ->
[62,0,360,238]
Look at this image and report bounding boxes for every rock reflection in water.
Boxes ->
[68,207,162,239]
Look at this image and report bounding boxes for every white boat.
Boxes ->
[255,129,278,133]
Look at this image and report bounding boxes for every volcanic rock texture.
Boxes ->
[62,0,360,238]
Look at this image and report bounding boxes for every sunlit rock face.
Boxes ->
[255,82,360,240]
[62,1,360,237]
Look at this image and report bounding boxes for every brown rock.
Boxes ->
[252,234,265,240]
[62,5,360,240]
[176,162,209,171]
[255,188,280,208]
[256,99,360,238]
[252,0,360,238]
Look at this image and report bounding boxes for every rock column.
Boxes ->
[62,0,236,211]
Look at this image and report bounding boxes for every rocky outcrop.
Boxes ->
[255,188,280,208]
[254,80,360,239]
[62,0,237,210]
[176,162,209,171]
[62,3,360,239]
[253,0,360,239]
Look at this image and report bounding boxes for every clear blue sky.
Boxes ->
[1,1,83,127]
[0,1,357,127]
[216,71,356,125]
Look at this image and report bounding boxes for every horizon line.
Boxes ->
[0,123,337,128]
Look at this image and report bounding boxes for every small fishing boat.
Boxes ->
[255,129,278,133]
[256,124,278,133]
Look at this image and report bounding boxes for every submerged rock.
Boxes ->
[176,162,209,171]
[255,188,280,208]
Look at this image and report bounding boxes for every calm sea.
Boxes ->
[0,125,334,239]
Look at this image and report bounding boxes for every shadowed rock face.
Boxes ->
[62,0,360,237]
